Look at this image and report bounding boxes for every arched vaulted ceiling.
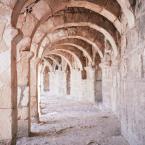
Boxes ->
[47,56,60,66]
[12,0,135,70]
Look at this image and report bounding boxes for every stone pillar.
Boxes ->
[95,66,102,103]
[99,60,112,109]
[52,69,66,96]
[30,58,40,123]
[40,71,44,94]
[58,70,67,96]
[66,68,71,95]
[49,71,55,93]
[70,69,82,101]
[110,61,120,113]
[0,25,18,144]
[82,66,96,103]
[43,67,50,92]
[89,66,96,103]
[17,51,33,137]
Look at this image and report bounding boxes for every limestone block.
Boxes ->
[48,30,67,43]
[17,61,29,86]
[32,30,45,44]
[0,80,11,108]
[0,20,7,53]
[17,86,29,107]
[17,120,29,137]
[18,107,29,120]
[31,0,51,20]
[95,81,102,102]
[0,139,11,145]
[16,37,31,51]
[0,50,10,74]
[22,14,38,37]
[0,0,17,8]
[3,25,18,48]
[102,80,112,109]
[0,3,11,17]
[0,109,12,140]
[39,19,54,33]
[21,87,29,107]
[30,96,38,117]
[0,38,8,54]
[17,87,21,106]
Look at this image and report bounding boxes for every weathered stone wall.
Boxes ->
[104,2,145,145]
[70,68,97,102]
[40,66,97,103]
[48,70,67,96]
[118,2,145,144]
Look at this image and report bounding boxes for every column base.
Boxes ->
[0,139,11,145]
[17,120,29,138]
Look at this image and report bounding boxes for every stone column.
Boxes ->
[52,68,66,96]
[110,61,120,113]
[99,60,112,109]
[70,69,82,101]
[43,67,50,92]
[95,66,102,103]
[0,24,18,144]
[17,51,33,137]
[58,70,67,96]
[82,66,96,103]
[30,58,40,123]
[66,68,71,95]
[88,66,96,103]
[40,70,44,94]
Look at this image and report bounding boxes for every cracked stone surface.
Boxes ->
[16,93,129,145]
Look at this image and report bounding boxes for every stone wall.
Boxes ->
[104,2,145,145]
[40,66,98,104]
[118,2,145,144]
[48,70,67,96]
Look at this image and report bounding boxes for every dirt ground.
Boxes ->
[17,94,129,145]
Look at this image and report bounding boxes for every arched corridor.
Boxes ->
[0,0,145,145]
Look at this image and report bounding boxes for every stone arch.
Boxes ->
[55,35,103,58]
[36,22,117,60]
[47,56,60,66]
[37,30,103,59]
[50,22,118,58]
[47,49,83,70]
[55,43,92,63]
[13,0,135,33]
[47,53,73,70]
[43,40,92,64]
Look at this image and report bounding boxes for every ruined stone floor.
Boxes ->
[16,93,129,145]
